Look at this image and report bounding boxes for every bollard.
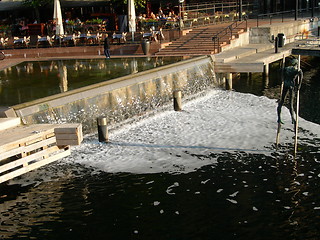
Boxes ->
[275,37,278,53]
[97,116,108,142]
[173,90,182,111]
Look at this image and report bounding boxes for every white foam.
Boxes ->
[67,89,320,174]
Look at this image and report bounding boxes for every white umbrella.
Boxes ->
[128,0,136,41]
[53,0,64,36]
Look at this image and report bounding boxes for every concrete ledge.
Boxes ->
[10,55,220,133]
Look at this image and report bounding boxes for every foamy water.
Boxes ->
[66,89,320,174]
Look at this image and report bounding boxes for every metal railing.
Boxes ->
[180,1,253,29]
[256,7,320,27]
[212,18,248,53]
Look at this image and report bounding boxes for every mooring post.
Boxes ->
[275,36,278,53]
[97,116,108,142]
[173,90,182,111]
[263,64,269,77]
[226,72,233,90]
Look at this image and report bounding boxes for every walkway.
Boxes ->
[0,18,316,72]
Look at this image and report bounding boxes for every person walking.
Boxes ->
[277,58,303,126]
[104,34,111,59]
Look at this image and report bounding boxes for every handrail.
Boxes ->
[212,18,248,54]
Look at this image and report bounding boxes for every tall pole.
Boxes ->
[294,55,301,157]
[239,0,243,21]
[295,0,298,20]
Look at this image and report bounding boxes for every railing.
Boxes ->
[180,1,253,29]
[256,7,320,27]
[212,18,248,53]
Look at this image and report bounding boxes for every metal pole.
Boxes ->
[294,55,301,156]
[239,0,243,21]
[295,0,298,20]
[276,55,285,150]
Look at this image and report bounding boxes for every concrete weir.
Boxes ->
[8,56,221,133]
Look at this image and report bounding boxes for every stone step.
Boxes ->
[156,22,247,55]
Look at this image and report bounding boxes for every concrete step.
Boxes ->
[215,44,275,63]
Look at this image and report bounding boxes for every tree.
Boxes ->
[110,0,146,13]
[22,0,53,23]
[123,0,146,8]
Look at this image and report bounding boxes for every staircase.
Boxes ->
[156,21,248,56]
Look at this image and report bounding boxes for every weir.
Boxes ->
[4,56,222,133]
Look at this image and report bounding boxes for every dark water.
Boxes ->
[1,57,320,240]
[0,56,185,106]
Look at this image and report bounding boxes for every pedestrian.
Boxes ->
[277,58,303,126]
[104,34,111,59]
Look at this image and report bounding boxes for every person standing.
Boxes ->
[104,34,111,59]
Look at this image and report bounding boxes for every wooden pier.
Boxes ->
[0,118,83,184]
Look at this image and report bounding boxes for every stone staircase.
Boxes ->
[155,22,247,56]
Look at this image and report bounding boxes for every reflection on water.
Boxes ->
[0,57,320,240]
[0,57,185,106]
[1,148,320,240]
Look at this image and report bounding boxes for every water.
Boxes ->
[0,56,185,106]
[1,57,320,240]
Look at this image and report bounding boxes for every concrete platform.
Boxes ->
[214,42,293,73]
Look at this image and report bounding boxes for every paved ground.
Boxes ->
[0,53,145,71]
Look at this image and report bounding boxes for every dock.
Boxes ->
[0,118,83,184]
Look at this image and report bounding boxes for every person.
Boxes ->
[158,7,164,19]
[150,12,156,20]
[103,34,111,59]
[277,58,303,126]
[75,17,82,25]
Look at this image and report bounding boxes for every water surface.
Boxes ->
[0,56,185,106]
[0,57,320,240]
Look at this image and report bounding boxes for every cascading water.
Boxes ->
[2,56,221,133]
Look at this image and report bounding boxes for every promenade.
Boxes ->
[1,18,315,71]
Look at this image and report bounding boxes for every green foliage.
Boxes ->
[85,18,104,24]
[111,0,146,9]
[22,0,53,8]
[0,25,10,32]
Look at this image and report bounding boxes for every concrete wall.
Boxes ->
[250,18,318,44]
[11,56,220,133]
